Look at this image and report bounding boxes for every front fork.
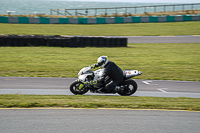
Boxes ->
[76,79,85,90]
[78,83,84,90]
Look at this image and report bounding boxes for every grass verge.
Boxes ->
[0,21,200,36]
[0,94,199,111]
[0,43,200,81]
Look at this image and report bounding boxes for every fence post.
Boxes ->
[95,8,97,16]
[86,9,88,16]
[173,5,175,12]
[164,5,166,12]
[135,7,137,14]
[57,9,59,15]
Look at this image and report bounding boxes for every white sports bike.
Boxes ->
[70,66,142,96]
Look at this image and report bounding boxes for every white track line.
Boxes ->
[157,88,168,93]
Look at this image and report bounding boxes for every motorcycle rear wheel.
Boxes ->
[70,80,89,95]
[117,79,138,96]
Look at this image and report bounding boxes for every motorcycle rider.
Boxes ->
[91,56,124,93]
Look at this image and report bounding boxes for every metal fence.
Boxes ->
[50,3,200,16]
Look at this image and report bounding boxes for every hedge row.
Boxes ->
[0,35,127,47]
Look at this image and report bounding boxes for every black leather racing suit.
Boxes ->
[95,61,124,93]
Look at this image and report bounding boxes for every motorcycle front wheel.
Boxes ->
[70,80,89,95]
[118,79,138,96]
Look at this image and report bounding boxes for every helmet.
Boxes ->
[97,56,109,68]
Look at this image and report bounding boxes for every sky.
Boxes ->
[70,0,200,3]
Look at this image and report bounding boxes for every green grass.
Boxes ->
[0,21,200,36]
[0,43,200,81]
[0,22,199,80]
[0,94,199,111]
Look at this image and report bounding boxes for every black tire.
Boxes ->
[117,79,138,96]
[70,80,89,95]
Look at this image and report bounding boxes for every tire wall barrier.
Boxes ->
[0,15,199,24]
[0,35,127,47]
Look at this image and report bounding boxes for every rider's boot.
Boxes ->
[107,86,120,94]
[114,86,121,92]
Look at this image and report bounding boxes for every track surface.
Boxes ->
[0,109,200,133]
[126,35,200,43]
[0,77,199,98]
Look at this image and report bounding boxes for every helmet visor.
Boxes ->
[97,61,104,66]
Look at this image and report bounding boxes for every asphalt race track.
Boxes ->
[126,35,200,43]
[0,77,200,98]
[1,109,200,133]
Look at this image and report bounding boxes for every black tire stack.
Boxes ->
[0,35,127,47]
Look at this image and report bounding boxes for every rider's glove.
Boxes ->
[90,64,96,69]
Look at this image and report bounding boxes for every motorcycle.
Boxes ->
[70,66,142,96]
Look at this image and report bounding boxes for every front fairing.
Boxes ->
[77,66,112,88]
[78,66,93,76]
